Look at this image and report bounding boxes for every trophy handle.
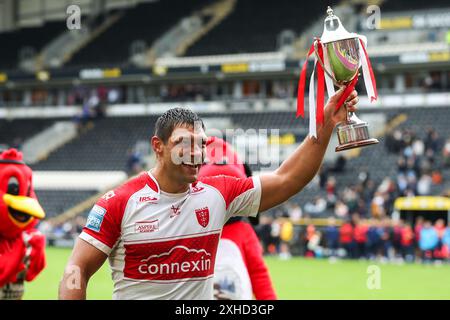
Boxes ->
[313,40,336,82]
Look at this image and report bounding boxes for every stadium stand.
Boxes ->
[185,0,339,56]
[0,22,66,70]
[66,0,210,67]
[32,116,156,171]
[30,111,308,171]
[0,118,58,150]
[35,189,97,219]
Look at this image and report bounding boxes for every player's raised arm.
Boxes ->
[58,238,107,299]
[258,88,359,212]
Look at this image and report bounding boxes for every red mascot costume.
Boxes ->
[199,137,277,300]
[0,148,46,300]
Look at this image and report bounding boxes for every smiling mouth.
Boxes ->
[8,206,32,223]
[181,162,201,170]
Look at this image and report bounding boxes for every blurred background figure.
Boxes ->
[199,137,277,300]
[419,221,439,264]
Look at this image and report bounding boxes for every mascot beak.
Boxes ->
[3,193,46,220]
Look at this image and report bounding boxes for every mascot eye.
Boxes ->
[7,177,19,195]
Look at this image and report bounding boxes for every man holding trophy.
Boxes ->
[59,7,363,300]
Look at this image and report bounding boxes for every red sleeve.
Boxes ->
[241,223,277,300]
[200,175,262,219]
[0,236,26,287]
[80,189,124,255]
[23,229,46,282]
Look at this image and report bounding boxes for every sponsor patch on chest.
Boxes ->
[124,232,220,281]
[135,220,159,233]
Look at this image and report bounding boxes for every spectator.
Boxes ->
[334,200,349,218]
[417,174,432,195]
[442,224,450,261]
[325,176,337,203]
[419,221,439,263]
[392,219,404,260]
[304,196,327,216]
[380,218,393,261]
[306,231,323,258]
[366,219,380,260]
[371,192,385,218]
[318,165,328,189]
[279,221,294,260]
[340,221,354,259]
[434,219,446,261]
[324,217,340,258]
[401,223,415,263]
[412,138,425,157]
[287,203,302,223]
[303,221,316,258]
[255,215,273,255]
[425,129,439,154]
[443,138,450,167]
[329,155,346,173]
[431,170,443,185]
[270,219,281,254]
[354,217,369,259]
[126,148,144,176]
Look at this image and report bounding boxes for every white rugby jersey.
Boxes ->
[79,171,261,300]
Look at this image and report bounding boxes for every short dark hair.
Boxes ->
[154,108,204,143]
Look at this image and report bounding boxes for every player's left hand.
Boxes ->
[325,88,359,127]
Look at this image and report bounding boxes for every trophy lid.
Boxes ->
[320,6,358,44]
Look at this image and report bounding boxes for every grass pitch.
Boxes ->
[23,247,450,300]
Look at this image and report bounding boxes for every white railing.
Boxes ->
[0,92,449,119]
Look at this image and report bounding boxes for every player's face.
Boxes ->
[164,125,207,184]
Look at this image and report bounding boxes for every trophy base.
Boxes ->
[335,113,379,152]
[335,138,379,152]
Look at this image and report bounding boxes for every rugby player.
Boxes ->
[59,88,358,299]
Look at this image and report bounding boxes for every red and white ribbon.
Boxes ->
[296,44,315,118]
[308,59,317,138]
[296,36,378,138]
[358,36,377,102]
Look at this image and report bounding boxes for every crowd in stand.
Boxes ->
[256,126,449,263]
[386,127,444,197]
[258,213,450,264]
[265,128,446,222]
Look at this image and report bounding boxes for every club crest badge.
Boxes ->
[195,207,209,228]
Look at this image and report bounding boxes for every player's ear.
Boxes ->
[151,136,164,156]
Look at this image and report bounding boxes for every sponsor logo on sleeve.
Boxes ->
[86,205,107,232]
[102,190,115,201]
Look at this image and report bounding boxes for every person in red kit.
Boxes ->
[199,137,277,300]
[340,220,354,259]
[0,148,46,300]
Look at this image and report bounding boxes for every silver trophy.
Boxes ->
[316,7,378,152]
